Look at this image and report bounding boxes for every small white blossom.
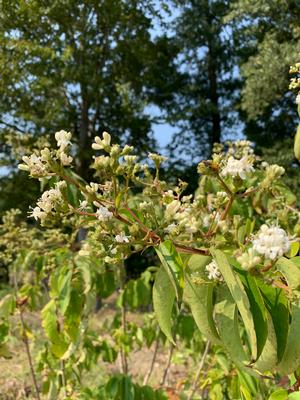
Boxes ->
[124,155,137,163]
[202,215,211,228]
[165,200,181,219]
[96,206,113,221]
[148,153,168,164]
[86,183,99,193]
[296,93,300,104]
[252,225,290,260]
[60,152,73,166]
[55,130,72,150]
[29,182,65,221]
[115,232,130,243]
[237,248,261,271]
[78,200,88,211]
[18,154,47,176]
[28,206,47,221]
[216,191,228,199]
[164,223,178,234]
[92,132,111,150]
[36,186,63,214]
[221,156,254,180]
[205,260,223,282]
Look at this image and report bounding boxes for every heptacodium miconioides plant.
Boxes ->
[18,125,300,387]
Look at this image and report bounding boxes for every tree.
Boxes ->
[167,0,240,164]
[227,0,300,146]
[0,0,180,180]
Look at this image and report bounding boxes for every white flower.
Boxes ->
[165,200,181,219]
[221,156,254,180]
[124,155,137,163]
[78,200,88,211]
[115,232,130,243]
[28,206,47,221]
[96,206,113,221]
[164,223,178,234]
[86,183,99,193]
[60,152,73,166]
[92,132,111,150]
[37,186,63,213]
[18,154,47,176]
[296,93,300,104]
[237,248,261,271]
[202,215,211,228]
[252,225,290,260]
[205,260,223,282]
[55,130,72,150]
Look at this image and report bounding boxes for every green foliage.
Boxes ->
[3,120,300,398]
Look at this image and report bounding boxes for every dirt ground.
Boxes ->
[0,296,197,399]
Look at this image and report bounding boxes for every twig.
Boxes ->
[216,175,233,196]
[118,261,128,375]
[221,195,234,221]
[160,342,174,387]
[187,341,211,400]
[143,336,160,386]
[13,267,41,400]
[61,360,67,398]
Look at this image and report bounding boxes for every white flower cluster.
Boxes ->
[55,130,73,166]
[19,153,48,176]
[115,232,130,243]
[237,248,261,271]
[55,130,71,150]
[205,260,223,282]
[29,181,66,222]
[252,224,290,260]
[92,132,111,150]
[221,156,254,180]
[95,205,113,221]
[19,130,73,175]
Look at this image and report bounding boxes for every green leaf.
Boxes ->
[276,257,300,290]
[287,242,300,258]
[155,240,184,300]
[211,249,257,360]
[183,254,220,343]
[77,258,92,294]
[153,265,175,344]
[258,281,289,362]
[97,270,116,298]
[253,311,277,373]
[0,294,15,318]
[278,299,300,375]
[288,393,300,400]
[268,390,288,400]
[294,124,300,161]
[41,300,68,358]
[237,269,268,359]
[214,285,248,367]
[240,385,252,400]
[64,289,84,342]
[57,268,72,315]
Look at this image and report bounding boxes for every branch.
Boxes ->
[0,119,27,134]
[187,341,210,400]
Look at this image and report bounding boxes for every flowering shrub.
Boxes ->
[7,121,300,397]
[3,70,300,397]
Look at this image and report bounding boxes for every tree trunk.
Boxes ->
[78,86,90,179]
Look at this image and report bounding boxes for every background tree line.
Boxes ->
[0,0,300,215]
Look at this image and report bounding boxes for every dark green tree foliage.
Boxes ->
[228,0,300,146]
[168,0,239,162]
[0,0,180,178]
